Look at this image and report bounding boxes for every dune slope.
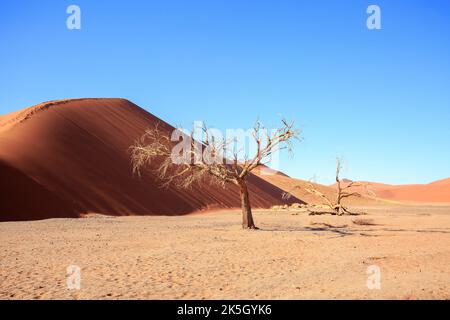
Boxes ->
[0,98,298,221]
[333,179,450,203]
[376,183,450,203]
[0,160,77,221]
[253,167,381,206]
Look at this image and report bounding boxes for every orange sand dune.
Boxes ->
[253,167,381,206]
[429,178,450,186]
[335,179,450,203]
[376,183,450,203]
[0,98,299,221]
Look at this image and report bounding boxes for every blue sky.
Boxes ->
[1,0,449,184]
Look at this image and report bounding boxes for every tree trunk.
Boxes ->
[336,176,342,215]
[237,179,257,229]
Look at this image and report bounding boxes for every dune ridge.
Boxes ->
[0,98,106,132]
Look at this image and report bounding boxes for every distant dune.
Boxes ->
[0,98,300,221]
[429,178,450,186]
[253,167,381,206]
[335,179,450,204]
[376,182,450,203]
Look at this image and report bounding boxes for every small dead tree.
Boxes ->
[284,157,366,215]
[130,120,299,229]
[330,157,363,214]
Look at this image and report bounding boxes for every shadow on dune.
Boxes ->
[0,160,79,221]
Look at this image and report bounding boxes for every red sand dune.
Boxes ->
[331,180,394,196]
[429,178,450,186]
[335,179,450,203]
[0,98,301,221]
[254,169,381,206]
[375,183,450,203]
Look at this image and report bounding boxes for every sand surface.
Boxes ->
[1,205,449,300]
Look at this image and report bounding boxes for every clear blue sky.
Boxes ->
[1,0,449,184]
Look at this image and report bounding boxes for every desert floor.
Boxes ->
[1,205,449,300]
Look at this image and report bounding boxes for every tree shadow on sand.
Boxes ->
[257,224,450,238]
[307,210,363,216]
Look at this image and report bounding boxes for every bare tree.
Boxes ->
[130,120,300,229]
[330,157,364,214]
[283,157,367,215]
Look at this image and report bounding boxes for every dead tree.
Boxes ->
[330,157,364,214]
[283,157,366,215]
[130,119,299,229]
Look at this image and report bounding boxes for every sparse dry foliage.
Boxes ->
[130,124,229,189]
[130,119,300,229]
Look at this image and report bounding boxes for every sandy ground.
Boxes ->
[1,205,449,300]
